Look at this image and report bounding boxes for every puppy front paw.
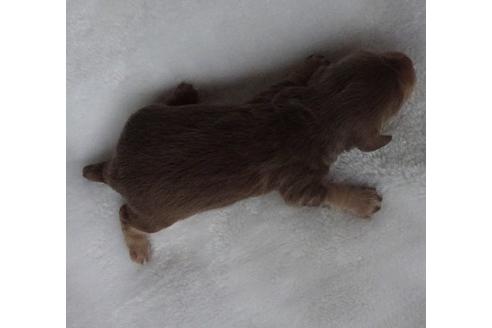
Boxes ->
[347,187,382,218]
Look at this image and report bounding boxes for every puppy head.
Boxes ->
[378,51,416,122]
[316,50,416,130]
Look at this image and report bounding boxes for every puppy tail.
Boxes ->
[82,161,107,183]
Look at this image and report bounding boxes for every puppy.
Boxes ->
[83,51,416,263]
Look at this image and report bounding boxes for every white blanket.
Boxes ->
[67,0,425,326]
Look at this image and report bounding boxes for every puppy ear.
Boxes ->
[272,86,307,106]
[357,134,392,152]
[308,65,331,85]
[272,87,316,123]
[272,86,312,111]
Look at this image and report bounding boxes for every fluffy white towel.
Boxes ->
[67,0,425,326]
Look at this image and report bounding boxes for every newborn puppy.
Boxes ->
[83,51,415,263]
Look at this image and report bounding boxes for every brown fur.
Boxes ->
[83,51,416,263]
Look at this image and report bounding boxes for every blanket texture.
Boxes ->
[67,0,425,327]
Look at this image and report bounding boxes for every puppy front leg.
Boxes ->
[279,182,329,207]
[279,182,382,218]
[324,183,382,218]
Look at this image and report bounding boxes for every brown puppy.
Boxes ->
[83,51,416,263]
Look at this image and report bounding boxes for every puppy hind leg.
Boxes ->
[119,205,151,264]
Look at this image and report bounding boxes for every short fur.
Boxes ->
[83,51,416,263]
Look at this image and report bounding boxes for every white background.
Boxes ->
[1,0,491,327]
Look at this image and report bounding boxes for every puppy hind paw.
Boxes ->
[128,239,151,264]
